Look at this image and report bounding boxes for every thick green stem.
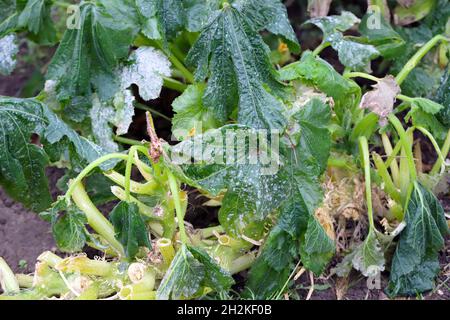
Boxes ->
[344,72,381,82]
[431,129,450,175]
[104,171,157,195]
[372,152,401,203]
[381,133,400,187]
[228,253,257,275]
[135,103,171,121]
[56,256,114,277]
[415,126,447,174]
[396,35,449,85]
[114,136,144,146]
[388,114,417,181]
[163,77,188,92]
[359,136,375,230]
[157,238,176,268]
[312,42,331,56]
[65,153,128,201]
[37,251,62,268]
[71,182,125,256]
[167,172,188,244]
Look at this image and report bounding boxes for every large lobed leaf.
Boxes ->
[110,201,152,259]
[46,2,137,102]
[186,2,296,130]
[306,11,380,71]
[387,182,449,296]
[156,244,234,299]
[0,97,107,212]
[165,98,334,298]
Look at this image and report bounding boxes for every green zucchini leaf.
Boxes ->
[186,4,287,130]
[0,97,108,212]
[387,182,449,297]
[157,244,233,299]
[110,201,152,259]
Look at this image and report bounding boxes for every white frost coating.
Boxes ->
[0,35,19,76]
[119,47,171,101]
[90,95,119,152]
[113,89,135,136]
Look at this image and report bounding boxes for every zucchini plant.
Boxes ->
[0,0,448,300]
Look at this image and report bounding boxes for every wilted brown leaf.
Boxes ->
[359,75,400,126]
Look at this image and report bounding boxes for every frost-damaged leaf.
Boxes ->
[156,244,233,299]
[171,84,223,141]
[280,51,361,120]
[89,95,120,152]
[48,200,87,253]
[119,46,171,101]
[233,0,300,52]
[110,201,151,259]
[186,4,287,130]
[306,11,380,71]
[334,231,386,277]
[388,183,449,296]
[46,2,136,102]
[0,34,18,75]
[165,124,285,238]
[136,0,184,41]
[307,0,332,18]
[360,75,400,126]
[0,97,108,211]
[247,99,334,298]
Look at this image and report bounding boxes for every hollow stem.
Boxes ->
[0,257,19,294]
[157,238,176,268]
[37,251,63,268]
[56,256,114,277]
[15,274,33,288]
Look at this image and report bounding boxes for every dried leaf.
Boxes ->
[359,75,400,125]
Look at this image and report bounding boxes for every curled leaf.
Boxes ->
[359,75,401,125]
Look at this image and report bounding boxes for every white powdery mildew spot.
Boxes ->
[113,89,135,136]
[0,35,19,76]
[120,47,171,101]
[90,95,119,152]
